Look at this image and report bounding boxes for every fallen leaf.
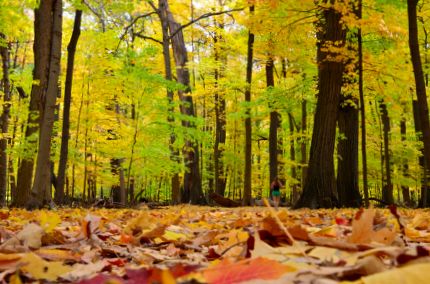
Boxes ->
[203,257,296,284]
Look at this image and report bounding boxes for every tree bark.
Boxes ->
[56,9,82,204]
[337,96,361,207]
[408,0,430,207]
[31,0,63,206]
[243,5,255,206]
[164,0,203,204]
[0,33,11,206]
[15,0,54,207]
[295,1,346,208]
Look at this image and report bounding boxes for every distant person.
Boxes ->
[270,177,283,209]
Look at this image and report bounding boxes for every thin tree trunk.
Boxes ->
[243,5,255,206]
[56,9,82,204]
[400,115,411,205]
[357,0,369,207]
[301,99,307,188]
[267,57,278,186]
[71,77,85,202]
[379,99,394,204]
[0,33,11,206]
[31,0,63,206]
[295,1,346,208]
[288,113,299,203]
[214,28,227,196]
[408,0,430,207]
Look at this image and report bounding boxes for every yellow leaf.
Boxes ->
[38,211,61,233]
[20,253,72,281]
[354,262,430,284]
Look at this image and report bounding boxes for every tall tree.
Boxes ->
[157,0,181,204]
[407,0,430,207]
[243,4,255,206]
[164,0,204,204]
[31,0,63,206]
[267,56,279,186]
[15,0,55,207]
[56,9,82,204]
[213,26,227,196]
[357,0,369,206]
[0,33,11,206]
[295,0,346,208]
[337,3,361,207]
[379,99,394,204]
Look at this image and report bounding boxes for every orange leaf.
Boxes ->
[203,257,295,284]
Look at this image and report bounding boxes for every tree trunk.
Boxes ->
[157,0,182,204]
[295,1,346,208]
[15,0,54,207]
[301,99,307,188]
[413,100,428,206]
[357,0,369,206]
[400,115,411,206]
[243,5,255,206]
[288,113,299,203]
[337,96,361,207]
[56,9,82,204]
[408,0,430,207]
[30,0,63,206]
[379,100,394,204]
[163,0,203,204]
[0,33,11,206]
[213,29,227,196]
[267,57,279,186]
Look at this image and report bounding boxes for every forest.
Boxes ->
[0,0,430,210]
[4,1,430,283]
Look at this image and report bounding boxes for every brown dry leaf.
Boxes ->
[348,209,396,245]
[192,230,219,247]
[35,248,81,262]
[61,260,107,281]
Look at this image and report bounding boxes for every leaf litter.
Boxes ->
[0,203,429,283]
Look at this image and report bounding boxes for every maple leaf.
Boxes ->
[203,257,295,284]
[348,208,396,245]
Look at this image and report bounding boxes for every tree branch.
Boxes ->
[133,33,163,45]
[168,8,244,40]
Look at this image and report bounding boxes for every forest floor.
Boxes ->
[0,204,429,283]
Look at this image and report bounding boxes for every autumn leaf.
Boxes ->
[348,209,396,245]
[203,257,296,284]
[38,211,61,233]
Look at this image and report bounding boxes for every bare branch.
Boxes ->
[133,33,163,45]
[168,8,244,40]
